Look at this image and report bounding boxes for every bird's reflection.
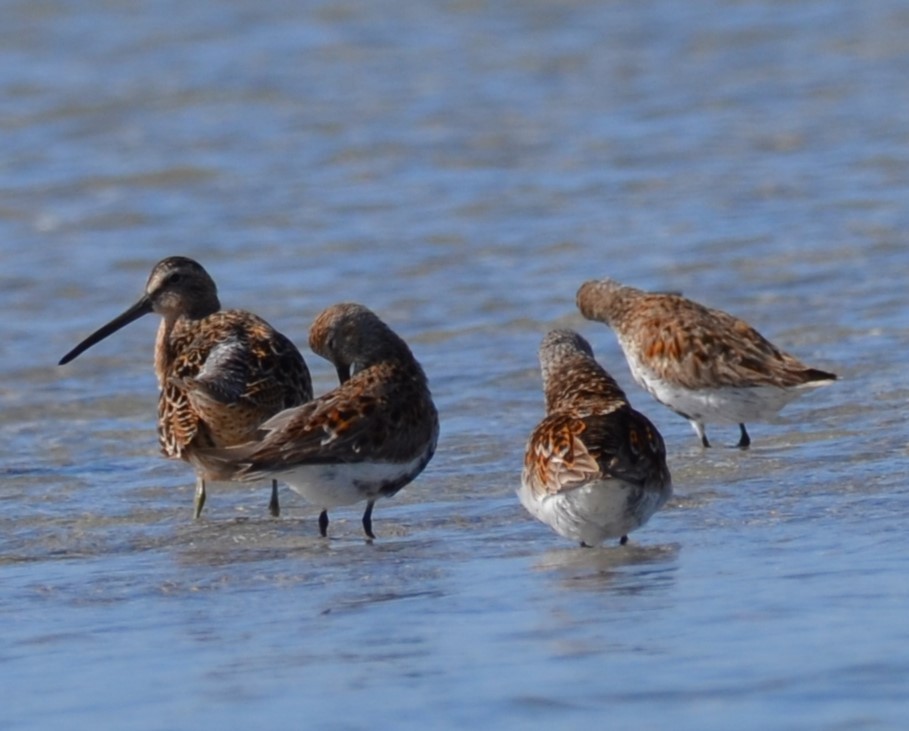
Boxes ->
[533,541,680,595]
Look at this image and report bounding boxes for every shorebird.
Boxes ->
[196,302,439,539]
[59,256,312,518]
[576,278,837,448]
[520,329,672,547]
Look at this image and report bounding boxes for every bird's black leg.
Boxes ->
[318,510,329,537]
[362,500,376,540]
[268,480,280,517]
[737,423,751,449]
[690,419,711,448]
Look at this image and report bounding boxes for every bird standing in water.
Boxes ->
[196,302,439,539]
[520,329,671,547]
[577,278,837,448]
[59,256,313,518]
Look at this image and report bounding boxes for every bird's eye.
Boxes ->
[168,273,182,284]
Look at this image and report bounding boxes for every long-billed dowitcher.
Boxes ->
[577,278,837,448]
[59,256,313,518]
[520,329,671,547]
[197,302,439,539]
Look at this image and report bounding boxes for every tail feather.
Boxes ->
[803,368,837,384]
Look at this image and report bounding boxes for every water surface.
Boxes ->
[2,1,909,729]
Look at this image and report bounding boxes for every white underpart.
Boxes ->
[623,348,827,426]
[517,477,667,546]
[252,456,426,508]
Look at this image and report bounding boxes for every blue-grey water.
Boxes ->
[3,1,909,729]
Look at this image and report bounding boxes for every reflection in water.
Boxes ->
[533,542,680,595]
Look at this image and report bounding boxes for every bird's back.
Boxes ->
[157,309,312,461]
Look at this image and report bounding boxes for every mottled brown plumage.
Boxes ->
[59,256,312,518]
[519,330,671,547]
[198,302,439,539]
[577,278,837,448]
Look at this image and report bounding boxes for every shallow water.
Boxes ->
[3,0,909,728]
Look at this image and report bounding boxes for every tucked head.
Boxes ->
[539,329,595,374]
[59,256,220,365]
[538,328,626,412]
[576,278,636,325]
[308,302,411,383]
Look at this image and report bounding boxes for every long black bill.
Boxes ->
[335,363,351,384]
[58,296,154,365]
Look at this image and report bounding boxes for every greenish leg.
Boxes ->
[193,476,206,520]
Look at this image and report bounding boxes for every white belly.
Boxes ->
[517,477,667,546]
[269,458,425,508]
[641,375,802,423]
[624,350,810,424]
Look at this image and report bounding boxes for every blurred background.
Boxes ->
[2,1,908,729]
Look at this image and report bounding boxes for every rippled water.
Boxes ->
[3,1,909,728]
